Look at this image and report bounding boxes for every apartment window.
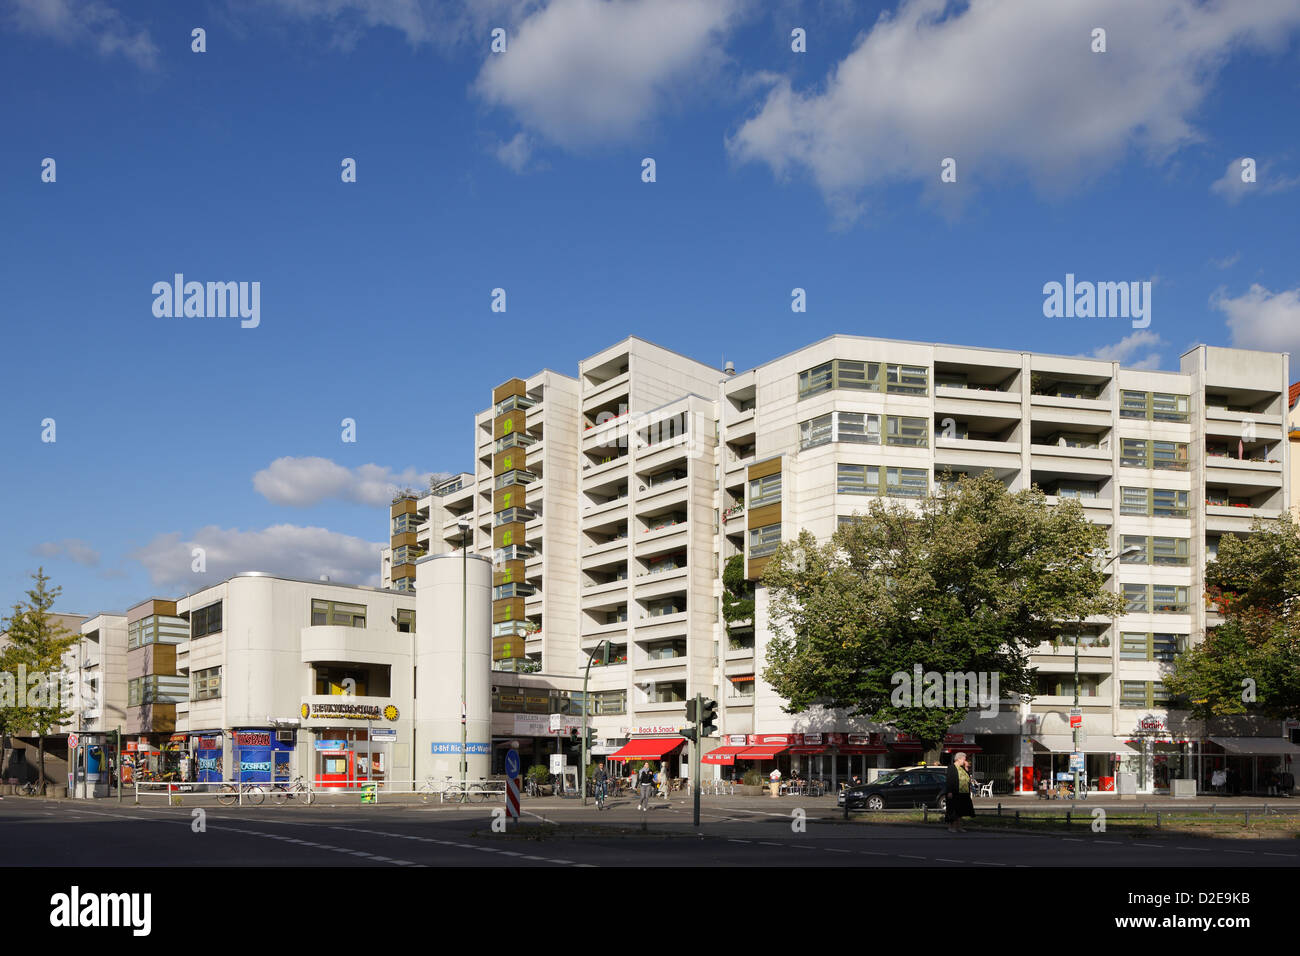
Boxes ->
[1120,633,1149,660]
[1120,535,1148,563]
[1152,585,1189,613]
[885,467,928,499]
[645,639,687,660]
[886,364,929,395]
[1152,393,1189,422]
[1152,489,1189,518]
[1123,583,1148,613]
[193,666,222,701]
[837,412,880,444]
[396,609,415,633]
[1120,438,1148,468]
[311,599,367,628]
[1044,432,1099,449]
[591,689,626,715]
[837,463,879,495]
[652,681,688,704]
[190,601,222,638]
[1056,482,1099,500]
[1120,681,1149,708]
[749,523,781,558]
[391,545,426,565]
[1152,441,1188,470]
[1152,634,1183,662]
[493,583,533,600]
[1120,390,1189,422]
[797,362,834,398]
[885,415,929,447]
[799,414,833,449]
[393,577,414,592]
[127,677,141,707]
[493,507,532,526]
[836,360,879,391]
[1152,537,1189,566]
[749,474,781,507]
[1120,487,1149,515]
[127,674,187,705]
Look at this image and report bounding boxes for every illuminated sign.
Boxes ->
[300,702,400,722]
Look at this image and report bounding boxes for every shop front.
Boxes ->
[194,734,224,783]
[300,699,401,788]
[1199,737,1299,795]
[233,729,294,785]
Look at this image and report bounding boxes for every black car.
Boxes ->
[841,767,948,812]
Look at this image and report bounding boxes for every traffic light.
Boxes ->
[684,698,698,723]
[585,726,598,750]
[700,698,718,737]
[680,726,697,743]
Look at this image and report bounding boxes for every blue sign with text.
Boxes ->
[431,742,490,755]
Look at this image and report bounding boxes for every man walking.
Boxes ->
[637,764,655,811]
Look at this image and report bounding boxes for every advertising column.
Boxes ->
[415,552,493,785]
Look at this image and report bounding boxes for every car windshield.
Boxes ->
[873,771,902,785]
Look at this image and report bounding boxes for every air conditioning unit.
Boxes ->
[276,730,294,743]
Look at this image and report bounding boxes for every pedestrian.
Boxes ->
[637,764,655,811]
[769,766,782,798]
[594,764,609,810]
[945,752,975,833]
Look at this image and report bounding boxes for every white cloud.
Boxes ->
[129,524,385,592]
[1211,284,1300,355]
[7,0,159,69]
[728,0,1300,218]
[252,456,448,508]
[1084,330,1165,370]
[259,0,537,51]
[495,131,535,172]
[30,539,101,567]
[1210,251,1241,270]
[475,0,742,149]
[1210,158,1300,204]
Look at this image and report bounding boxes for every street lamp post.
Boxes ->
[580,640,610,807]
[458,517,472,794]
[1072,543,1143,799]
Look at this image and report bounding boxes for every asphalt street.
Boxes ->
[3,792,1298,867]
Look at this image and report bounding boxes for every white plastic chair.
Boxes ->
[978,781,994,798]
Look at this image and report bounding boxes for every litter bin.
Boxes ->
[361,783,376,804]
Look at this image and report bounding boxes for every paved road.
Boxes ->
[3,793,1297,867]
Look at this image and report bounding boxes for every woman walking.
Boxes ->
[945,752,976,834]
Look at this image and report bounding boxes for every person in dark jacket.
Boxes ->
[945,752,975,833]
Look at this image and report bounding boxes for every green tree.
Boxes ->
[1164,515,1300,720]
[761,473,1124,760]
[0,569,80,793]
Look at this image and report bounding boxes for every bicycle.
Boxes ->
[19,780,41,796]
[272,775,316,806]
[217,782,266,806]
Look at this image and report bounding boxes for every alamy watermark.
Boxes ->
[1042,273,1150,328]
[890,666,1000,718]
[587,403,711,462]
[152,274,260,328]
[0,665,99,710]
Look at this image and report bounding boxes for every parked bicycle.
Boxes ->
[19,780,41,796]
[271,775,316,806]
[217,782,267,806]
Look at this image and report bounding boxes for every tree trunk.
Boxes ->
[38,734,46,795]
[922,743,943,767]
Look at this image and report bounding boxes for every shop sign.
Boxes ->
[199,737,222,750]
[622,724,682,735]
[892,733,921,743]
[430,742,491,755]
[825,733,846,745]
[235,732,272,748]
[371,729,397,742]
[1135,715,1166,733]
[942,733,974,745]
[300,702,399,722]
[315,739,349,751]
[803,733,823,746]
[727,734,748,746]
[748,734,797,746]
[513,714,550,736]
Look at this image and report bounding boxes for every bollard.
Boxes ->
[997,802,1002,817]
[1155,811,1160,828]
[1066,811,1071,827]
[1015,810,1020,825]
[1244,810,1249,828]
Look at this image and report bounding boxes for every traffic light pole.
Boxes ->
[580,640,608,808]
[693,692,701,828]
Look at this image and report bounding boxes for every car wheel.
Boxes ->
[866,794,884,811]
[936,795,947,812]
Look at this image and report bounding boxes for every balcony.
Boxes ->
[299,625,410,665]
[582,369,631,407]
[933,436,1021,470]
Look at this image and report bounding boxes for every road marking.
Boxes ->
[898,854,926,860]
[824,848,851,853]
[935,858,964,863]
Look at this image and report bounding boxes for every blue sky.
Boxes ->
[2,0,1298,616]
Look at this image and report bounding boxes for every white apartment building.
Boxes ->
[411,335,1296,794]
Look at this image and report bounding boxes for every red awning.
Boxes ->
[788,746,826,755]
[607,737,685,762]
[739,744,790,760]
[838,745,889,754]
[702,745,749,765]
